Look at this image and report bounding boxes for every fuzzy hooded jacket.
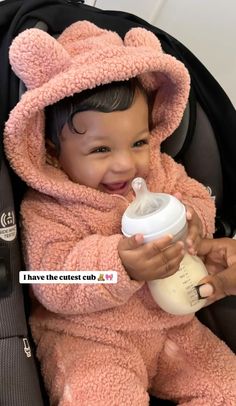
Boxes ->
[3,21,217,342]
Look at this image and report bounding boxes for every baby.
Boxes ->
[4,21,236,405]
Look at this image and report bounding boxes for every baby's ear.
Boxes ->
[9,29,71,89]
[45,138,58,157]
[124,27,162,53]
[45,138,61,168]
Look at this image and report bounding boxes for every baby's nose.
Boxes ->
[112,152,135,172]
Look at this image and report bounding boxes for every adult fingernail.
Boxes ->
[195,283,214,299]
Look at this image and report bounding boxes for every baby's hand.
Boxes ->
[173,193,203,256]
[185,206,203,255]
[118,234,185,281]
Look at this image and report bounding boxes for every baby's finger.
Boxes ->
[118,234,144,251]
[142,234,174,259]
[148,252,184,280]
[186,228,198,247]
[173,192,183,201]
[187,235,202,255]
[185,205,194,220]
[147,242,185,279]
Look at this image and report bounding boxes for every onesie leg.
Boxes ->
[151,317,236,405]
[37,331,150,406]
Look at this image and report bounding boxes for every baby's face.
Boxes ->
[58,91,150,196]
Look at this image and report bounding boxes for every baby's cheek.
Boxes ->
[142,153,150,176]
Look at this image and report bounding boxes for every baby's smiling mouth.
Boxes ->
[101,181,130,195]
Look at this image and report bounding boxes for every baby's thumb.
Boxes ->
[173,192,183,201]
[124,234,144,250]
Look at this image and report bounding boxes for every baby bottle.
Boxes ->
[121,177,208,315]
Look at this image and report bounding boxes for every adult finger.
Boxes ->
[197,238,220,256]
[196,265,236,304]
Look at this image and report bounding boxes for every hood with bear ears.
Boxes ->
[4,21,190,210]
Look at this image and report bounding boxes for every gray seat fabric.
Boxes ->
[0,158,44,406]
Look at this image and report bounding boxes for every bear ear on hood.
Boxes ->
[124,27,162,53]
[58,20,123,51]
[9,28,71,89]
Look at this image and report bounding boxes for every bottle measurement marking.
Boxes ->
[178,266,199,306]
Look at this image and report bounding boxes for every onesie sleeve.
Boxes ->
[21,198,144,316]
[161,153,216,236]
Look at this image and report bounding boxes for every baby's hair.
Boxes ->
[45,78,146,151]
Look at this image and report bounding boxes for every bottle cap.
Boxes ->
[121,178,186,241]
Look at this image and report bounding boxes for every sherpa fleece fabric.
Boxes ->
[4,21,236,405]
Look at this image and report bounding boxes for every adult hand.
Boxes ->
[196,237,236,305]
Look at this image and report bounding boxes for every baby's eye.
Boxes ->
[133,139,149,148]
[90,146,110,154]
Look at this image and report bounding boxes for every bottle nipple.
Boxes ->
[131,177,161,216]
[122,177,186,240]
[132,177,148,195]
